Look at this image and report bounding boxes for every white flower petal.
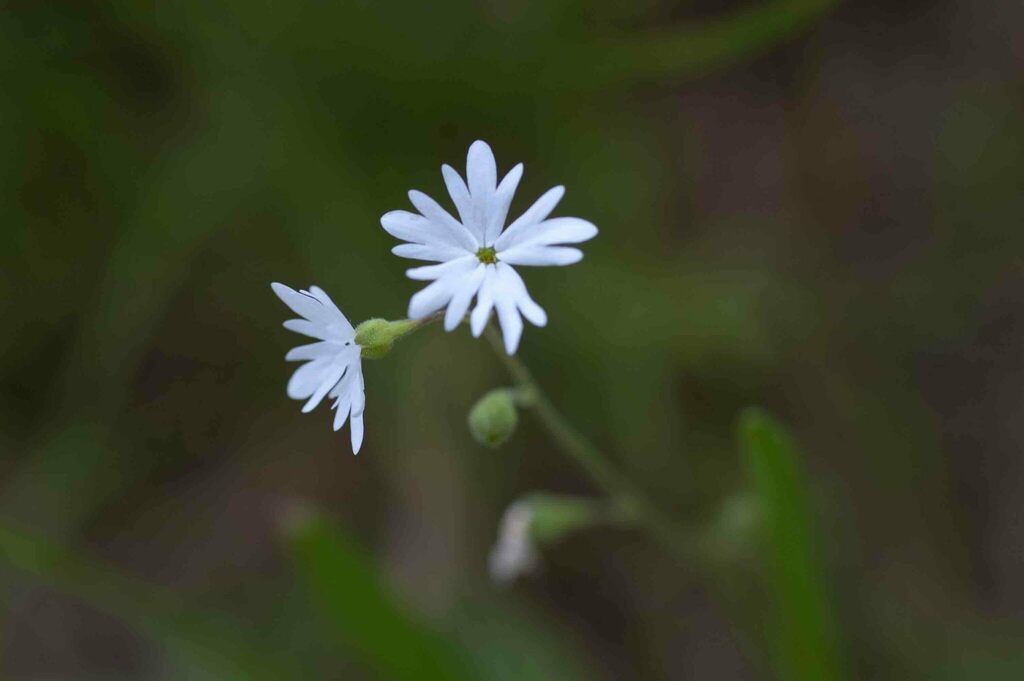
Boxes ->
[271,283,334,324]
[328,366,365,454]
[408,190,479,251]
[499,245,583,267]
[484,163,523,246]
[305,286,353,331]
[329,363,359,421]
[444,264,487,331]
[497,263,547,327]
[302,362,347,413]
[381,210,467,250]
[282,319,332,341]
[489,501,539,584]
[351,369,365,416]
[494,293,523,355]
[391,243,468,262]
[285,341,350,362]
[466,140,497,204]
[497,217,597,252]
[350,368,366,454]
[493,185,565,251]
[287,359,331,399]
[350,412,364,454]
[332,393,352,431]
[408,257,480,319]
[406,254,477,282]
[441,164,474,228]
[470,266,498,337]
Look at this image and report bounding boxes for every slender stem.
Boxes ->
[483,328,773,674]
[387,311,446,338]
[484,327,697,564]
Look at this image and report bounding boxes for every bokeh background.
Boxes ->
[3,0,1023,679]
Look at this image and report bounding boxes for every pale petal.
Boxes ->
[306,286,354,336]
[350,369,365,417]
[285,341,351,361]
[381,210,468,250]
[271,283,333,324]
[499,246,583,267]
[408,257,480,319]
[442,164,473,227]
[494,294,523,355]
[283,319,331,341]
[408,190,479,251]
[466,140,497,203]
[350,413,364,454]
[333,398,351,431]
[470,266,498,337]
[493,186,565,251]
[392,243,467,262]
[498,263,547,327]
[406,255,477,282]
[330,366,359,429]
[329,366,365,454]
[287,359,331,399]
[497,217,597,251]
[484,163,523,246]
[302,363,347,413]
[444,264,487,331]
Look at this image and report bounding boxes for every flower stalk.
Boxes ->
[483,326,698,565]
[354,315,439,359]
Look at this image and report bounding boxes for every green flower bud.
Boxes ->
[468,388,519,448]
[354,318,420,359]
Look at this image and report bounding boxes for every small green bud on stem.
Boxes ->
[468,388,519,447]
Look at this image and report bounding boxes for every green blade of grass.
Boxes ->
[738,409,846,681]
[282,507,477,681]
[0,520,307,680]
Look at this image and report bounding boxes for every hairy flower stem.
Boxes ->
[483,326,697,565]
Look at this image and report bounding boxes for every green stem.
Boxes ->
[484,327,772,675]
[483,327,697,564]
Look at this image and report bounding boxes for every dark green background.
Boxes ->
[3,0,1023,678]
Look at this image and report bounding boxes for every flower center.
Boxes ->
[476,246,498,264]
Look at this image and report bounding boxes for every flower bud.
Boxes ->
[467,388,519,448]
[488,494,610,584]
[354,318,419,359]
[488,500,538,583]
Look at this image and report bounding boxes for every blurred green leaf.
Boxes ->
[283,507,477,681]
[545,0,838,89]
[0,519,306,680]
[738,409,846,681]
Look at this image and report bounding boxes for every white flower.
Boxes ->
[382,140,598,354]
[488,500,540,584]
[271,282,366,454]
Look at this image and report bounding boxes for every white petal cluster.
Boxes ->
[488,500,540,584]
[271,283,366,454]
[382,140,597,354]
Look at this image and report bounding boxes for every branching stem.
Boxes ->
[483,327,698,564]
